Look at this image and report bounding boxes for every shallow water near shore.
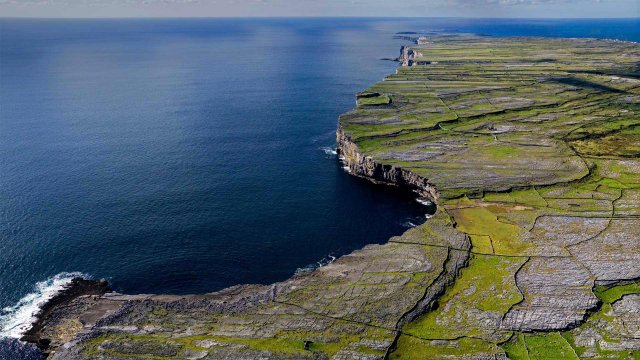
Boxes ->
[1,18,639,353]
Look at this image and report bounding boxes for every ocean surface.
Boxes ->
[0,17,639,357]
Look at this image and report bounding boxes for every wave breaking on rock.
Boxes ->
[0,272,85,339]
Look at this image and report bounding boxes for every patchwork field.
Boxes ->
[342,35,640,359]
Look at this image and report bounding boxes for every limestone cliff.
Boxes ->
[337,126,438,202]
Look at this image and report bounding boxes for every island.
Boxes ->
[25,34,640,359]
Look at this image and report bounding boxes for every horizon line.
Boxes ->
[1,15,639,20]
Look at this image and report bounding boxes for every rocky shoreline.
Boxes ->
[19,279,111,355]
[20,34,640,359]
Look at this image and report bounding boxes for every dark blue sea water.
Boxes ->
[0,17,638,357]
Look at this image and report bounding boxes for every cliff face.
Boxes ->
[336,126,439,202]
[24,35,640,360]
[398,46,423,66]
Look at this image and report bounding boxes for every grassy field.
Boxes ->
[340,35,640,359]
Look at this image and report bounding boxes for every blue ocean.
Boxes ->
[0,17,638,358]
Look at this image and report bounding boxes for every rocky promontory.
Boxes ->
[19,278,111,354]
[24,35,640,359]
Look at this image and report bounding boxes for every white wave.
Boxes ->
[336,154,351,172]
[321,255,337,266]
[295,255,337,275]
[416,198,434,206]
[294,264,316,275]
[0,272,85,339]
[402,221,417,228]
[320,147,337,156]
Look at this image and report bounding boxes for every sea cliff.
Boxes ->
[336,126,439,202]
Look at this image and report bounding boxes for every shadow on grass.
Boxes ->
[550,76,626,93]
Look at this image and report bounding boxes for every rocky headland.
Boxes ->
[23,35,640,359]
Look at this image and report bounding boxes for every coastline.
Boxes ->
[19,279,111,352]
[11,34,640,359]
[17,127,447,358]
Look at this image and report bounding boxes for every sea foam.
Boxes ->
[320,147,338,156]
[295,254,337,275]
[0,272,85,339]
[416,198,434,206]
[402,221,417,228]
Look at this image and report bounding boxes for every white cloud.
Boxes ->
[0,0,635,18]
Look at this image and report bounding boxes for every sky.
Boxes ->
[0,0,638,18]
